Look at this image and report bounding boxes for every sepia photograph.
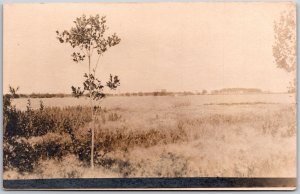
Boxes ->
[3,2,297,190]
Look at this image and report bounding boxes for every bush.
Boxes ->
[3,138,39,173]
[3,93,93,172]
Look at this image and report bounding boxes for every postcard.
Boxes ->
[3,2,296,190]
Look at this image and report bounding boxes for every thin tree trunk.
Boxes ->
[88,55,94,169]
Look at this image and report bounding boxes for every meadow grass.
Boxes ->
[3,96,296,179]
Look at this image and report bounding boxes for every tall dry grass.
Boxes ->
[3,97,296,179]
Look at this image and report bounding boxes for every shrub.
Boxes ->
[3,92,93,172]
[3,138,39,173]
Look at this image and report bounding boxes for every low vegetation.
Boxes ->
[3,93,296,179]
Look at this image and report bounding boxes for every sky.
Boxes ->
[3,2,295,94]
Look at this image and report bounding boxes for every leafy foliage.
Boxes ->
[3,138,40,173]
[56,14,120,63]
[273,6,296,93]
[3,87,93,172]
[107,74,120,90]
[273,8,296,73]
[56,14,121,101]
[9,86,19,98]
[71,73,120,100]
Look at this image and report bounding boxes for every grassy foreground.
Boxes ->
[3,96,296,179]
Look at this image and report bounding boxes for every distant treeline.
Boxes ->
[14,93,72,98]
[211,88,264,95]
[11,88,269,98]
[13,91,198,98]
[109,91,200,96]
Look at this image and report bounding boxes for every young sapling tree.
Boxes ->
[56,14,121,168]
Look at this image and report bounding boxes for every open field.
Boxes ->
[12,94,295,111]
[4,94,296,179]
